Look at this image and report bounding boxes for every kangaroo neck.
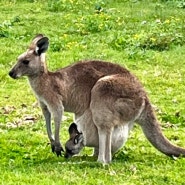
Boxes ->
[28,71,49,94]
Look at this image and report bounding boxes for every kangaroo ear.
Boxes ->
[35,37,49,55]
[74,133,83,144]
[68,123,79,135]
[33,34,44,41]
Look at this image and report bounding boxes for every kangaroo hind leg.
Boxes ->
[96,125,113,164]
[91,106,114,164]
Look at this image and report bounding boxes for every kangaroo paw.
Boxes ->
[51,144,55,153]
[50,142,64,156]
[55,146,64,157]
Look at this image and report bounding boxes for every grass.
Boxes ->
[1,0,185,184]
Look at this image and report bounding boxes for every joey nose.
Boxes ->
[64,153,72,159]
[64,149,73,158]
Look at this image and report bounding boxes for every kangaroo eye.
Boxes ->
[22,60,29,65]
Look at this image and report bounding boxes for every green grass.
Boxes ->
[1,0,185,184]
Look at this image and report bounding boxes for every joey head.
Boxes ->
[65,122,133,159]
[65,123,84,158]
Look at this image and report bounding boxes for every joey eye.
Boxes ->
[22,60,30,65]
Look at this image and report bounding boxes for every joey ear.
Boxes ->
[68,122,79,135]
[35,37,49,55]
[31,34,44,45]
[74,133,83,144]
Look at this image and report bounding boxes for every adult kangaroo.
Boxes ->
[9,34,185,164]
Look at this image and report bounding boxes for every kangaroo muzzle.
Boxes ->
[9,70,17,79]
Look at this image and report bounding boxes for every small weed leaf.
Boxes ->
[177,1,185,9]
[47,0,85,12]
[0,21,12,38]
[50,39,65,52]
[47,0,70,12]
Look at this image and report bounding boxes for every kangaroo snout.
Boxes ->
[9,70,17,79]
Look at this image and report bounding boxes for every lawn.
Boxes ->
[1,0,185,184]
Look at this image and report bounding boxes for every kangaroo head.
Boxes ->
[9,34,49,79]
[65,123,84,158]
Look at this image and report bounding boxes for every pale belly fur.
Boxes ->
[75,109,133,154]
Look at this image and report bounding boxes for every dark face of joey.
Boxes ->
[65,123,84,158]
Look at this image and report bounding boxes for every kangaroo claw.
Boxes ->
[51,144,55,153]
[50,143,64,156]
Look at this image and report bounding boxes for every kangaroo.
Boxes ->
[9,34,185,163]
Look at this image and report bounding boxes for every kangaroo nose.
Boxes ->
[9,70,16,79]
[9,70,13,77]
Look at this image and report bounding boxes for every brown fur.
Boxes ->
[9,34,185,163]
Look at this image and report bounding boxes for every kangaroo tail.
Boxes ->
[137,99,185,157]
